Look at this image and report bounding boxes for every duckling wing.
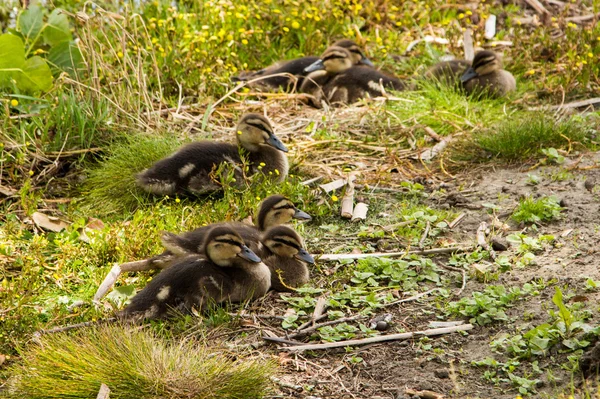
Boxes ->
[137,142,241,195]
[324,67,407,104]
[425,60,471,84]
[248,147,289,182]
[120,255,208,319]
[233,56,320,90]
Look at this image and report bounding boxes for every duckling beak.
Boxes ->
[304,59,325,73]
[360,58,374,67]
[293,208,312,221]
[460,67,478,83]
[295,249,315,264]
[237,245,261,263]
[266,134,289,153]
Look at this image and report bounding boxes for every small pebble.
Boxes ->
[434,369,450,379]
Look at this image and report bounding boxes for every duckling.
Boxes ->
[137,113,289,196]
[93,195,310,301]
[158,194,311,260]
[260,225,314,292]
[119,226,270,320]
[232,39,373,91]
[460,50,516,98]
[425,51,516,98]
[300,46,407,107]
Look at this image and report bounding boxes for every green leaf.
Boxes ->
[47,41,83,77]
[552,286,573,331]
[18,5,45,43]
[0,34,26,87]
[15,56,53,92]
[43,9,71,46]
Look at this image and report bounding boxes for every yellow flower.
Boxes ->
[458,13,465,19]
[242,39,248,45]
[237,130,243,135]
[117,51,124,58]
[28,170,34,176]
[588,52,594,58]
[10,99,18,107]
[526,69,535,75]
[175,198,180,203]
[331,195,339,202]
[259,162,266,167]
[283,27,289,32]
[256,196,261,200]
[291,21,300,29]
[274,169,280,175]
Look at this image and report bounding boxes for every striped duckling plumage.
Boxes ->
[119,226,270,320]
[137,113,289,196]
[232,39,373,91]
[300,46,407,107]
[426,50,516,98]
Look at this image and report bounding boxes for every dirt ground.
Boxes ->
[241,153,600,399]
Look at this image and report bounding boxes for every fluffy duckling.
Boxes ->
[137,113,288,196]
[159,194,311,260]
[261,225,314,292]
[93,195,310,301]
[119,226,270,320]
[426,51,516,98]
[461,50,516,97]
[300,46,407,107]
[232,39,373,91]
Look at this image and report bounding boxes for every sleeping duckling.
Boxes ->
[300,46,407,107]
[93,195,310,301]
[137,113,288,196]
[232,39,373,91]
[461,50,516,98]
[261,225,314,292]
[119,226,270,320]
[159,194,311,260]
[426,51,516,98]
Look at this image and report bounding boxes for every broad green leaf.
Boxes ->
[47,41,83,77]
[18,5,45,43]
[43,9,71,46]
[552,286,573,331]
[15,56,53,92]
[0,34,26,87]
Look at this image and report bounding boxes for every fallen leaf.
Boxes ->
[31,212,70,232]
[86,217,105,230]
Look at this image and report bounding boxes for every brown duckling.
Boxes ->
[93,195,310,301]
[300,46,407,107]
[260,225,314,292]
[137,113,288,196]
[232,39,373,91]
[426,50,516,98]
[119,226,269,320]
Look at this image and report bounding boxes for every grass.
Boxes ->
[1,0,600,397]
[512,195,563,224]
[4,325,274,399]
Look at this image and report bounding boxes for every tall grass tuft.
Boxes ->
[5,325,274,399]
[80,134,181,216]
[473,114,594,161]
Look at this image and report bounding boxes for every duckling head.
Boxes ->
[460,50,503,83]
[256,195,312,231]
[304,46,354,74]
[262,225,315,264]
[236,113,288,153]
[332,39,374,67]
[203,226,262,267]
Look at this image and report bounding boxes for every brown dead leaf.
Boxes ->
[86,217,105,230]
[31,212,70,232]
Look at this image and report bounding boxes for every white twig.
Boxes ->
[283,324,474,351]
[317,246,475,261]
[351,202,368,222]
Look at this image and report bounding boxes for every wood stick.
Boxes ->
[476,222,496,260]
[94,260,155,301]
[382,288,439,307]
[295,313,328,332]
[463,28,474,61]
[351,202,368,222]
[484,14,497,39]
[300,176,324,186]
[319,179,346,193]
[448,213,466,229]
[96,383,111,399]
[282,324,474,351]
[405,388,444,399]
[316,246,474,261]
[289,315,366,339]
[341,176,355,219]
[262,336,304,345]
[312,297,329,324]
[412,136,453,161]
[419,221,430,249]
[270,376,303,392]
[524,0,551,17]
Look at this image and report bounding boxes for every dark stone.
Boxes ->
[491,237,509,251]
[434,369,450,379]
